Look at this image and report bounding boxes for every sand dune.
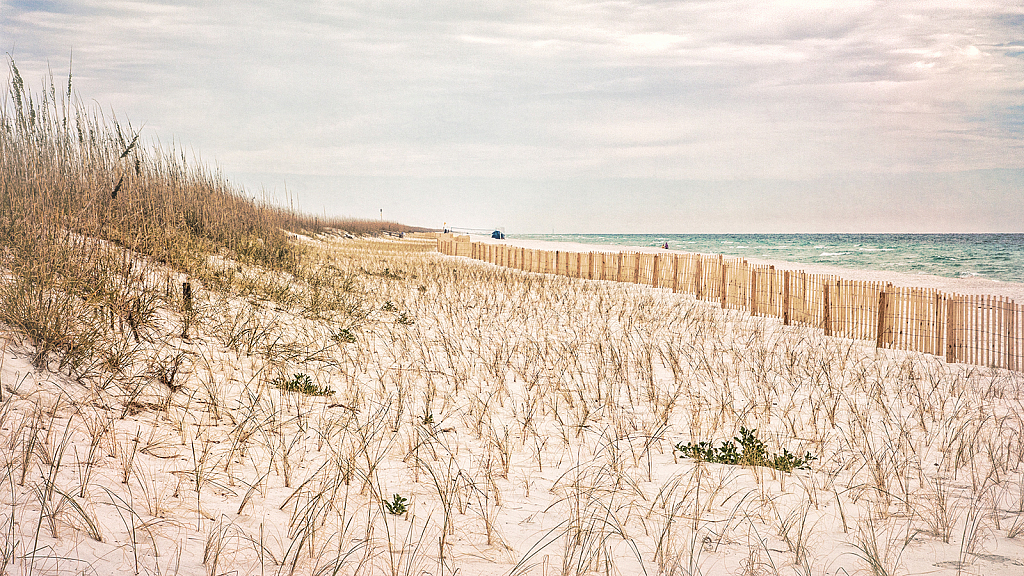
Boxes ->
[1,235,1022,575]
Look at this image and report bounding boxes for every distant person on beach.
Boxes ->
[663,242,669,249]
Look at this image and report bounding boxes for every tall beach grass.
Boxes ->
[0,59,419,372]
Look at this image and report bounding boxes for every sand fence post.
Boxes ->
[823,278,832,337]
[876,283,896,349]
[182,281,193,340]
[1009,299,1018,371]
[671,255,680,293]
[836,279,844,338]
[720,259,728,308]
[750,267,759,316]
[1000,296,1013,370]
[1011,300,1020,372]
[876,285,887,349]
[800,272,808,326]
[945,295,957,364]
[745,260,753,311]
[695,256,704,300]
[719,256,725,303]
[782,270,791,325]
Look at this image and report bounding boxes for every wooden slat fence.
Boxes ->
[437,235,1023,371]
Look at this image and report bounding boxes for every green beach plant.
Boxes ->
[274,373,333,396]
[383,493,408,516]
[674,427,816,473]
[332,328,357,344]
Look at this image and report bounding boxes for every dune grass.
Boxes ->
[0,59,420,373]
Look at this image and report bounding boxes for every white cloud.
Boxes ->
[2,0,1022,230]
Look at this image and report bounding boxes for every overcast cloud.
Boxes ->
[3,0,1023,232]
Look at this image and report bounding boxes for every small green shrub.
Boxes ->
[674,427,815,473]
[332,328,357,343]
[273,373,333,396]
[383,493,408,515]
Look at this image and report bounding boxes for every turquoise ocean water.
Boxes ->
[508,234,1024,284]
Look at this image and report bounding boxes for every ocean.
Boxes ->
[508,234,1024,284]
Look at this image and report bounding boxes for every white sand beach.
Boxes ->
[2,235,1023,576]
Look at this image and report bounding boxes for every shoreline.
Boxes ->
[466,234,1024,301]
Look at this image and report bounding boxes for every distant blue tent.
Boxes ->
[491,230,505,239]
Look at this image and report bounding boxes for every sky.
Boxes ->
[2,0,1023,233]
